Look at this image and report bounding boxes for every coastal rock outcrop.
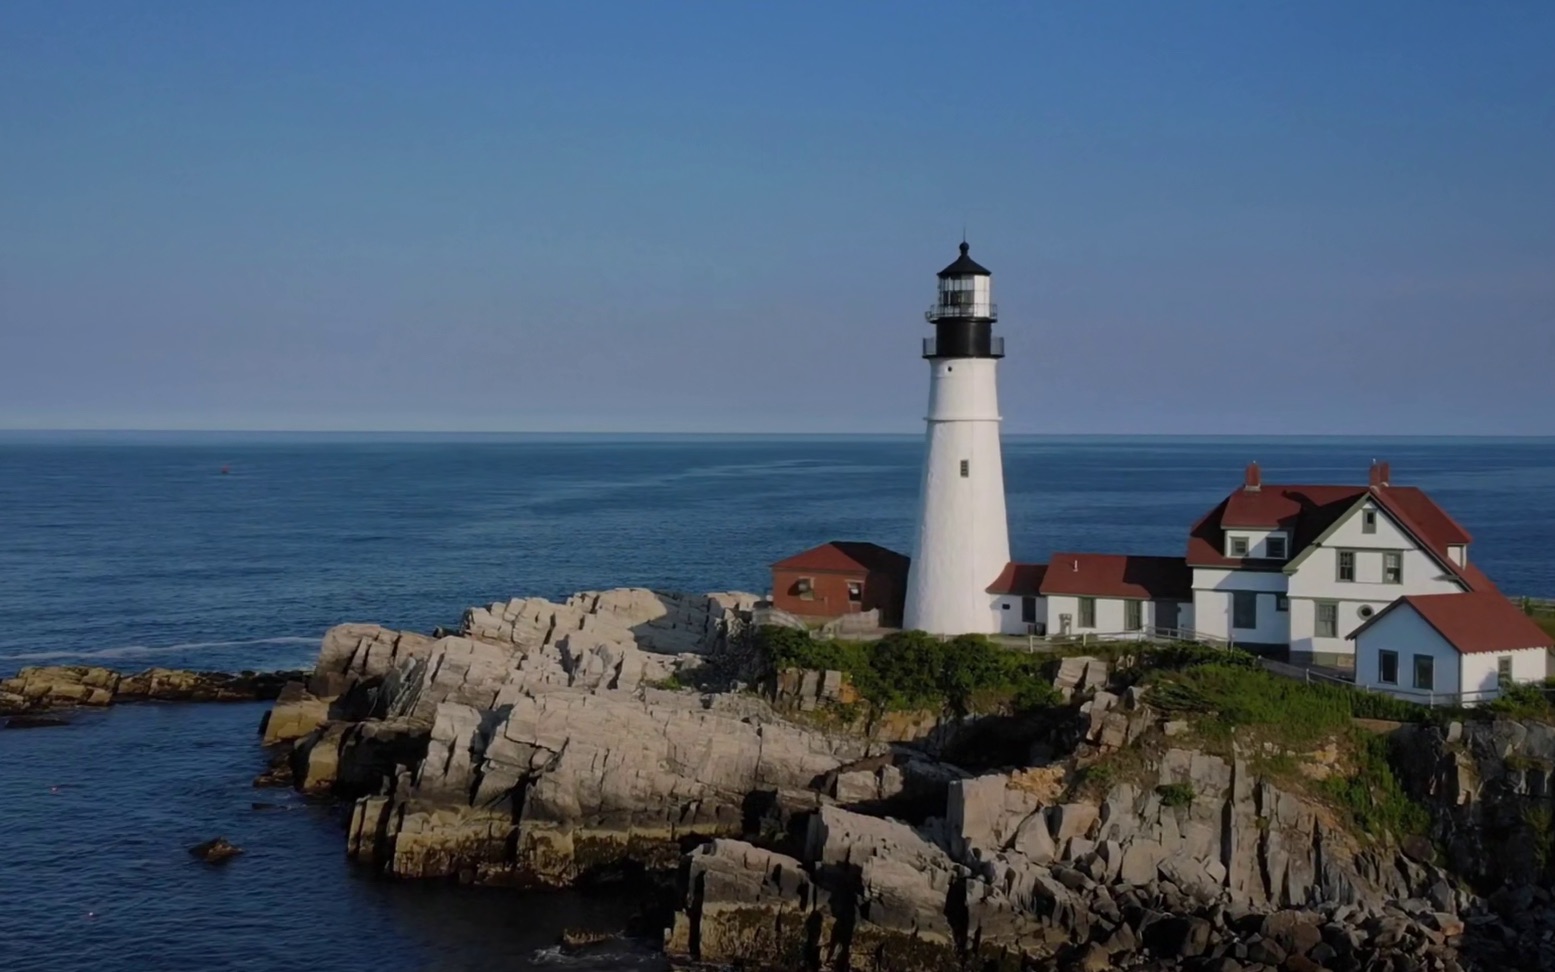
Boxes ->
[268,589,862,885]
[0,665,303,715]
[260,589,1547,970]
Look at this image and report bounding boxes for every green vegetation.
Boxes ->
[1146,661,1445,745]
[1485,681,1555,721]
[1317,731,1430,839]
[754,626,1059,716]
[1141,660,1431,840]
[1155,782,1195,807]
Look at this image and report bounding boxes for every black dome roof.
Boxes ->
[936,241,991,278]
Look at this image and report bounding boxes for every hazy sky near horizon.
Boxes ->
[2,2,1552,435]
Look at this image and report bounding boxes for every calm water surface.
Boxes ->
[1,433,1552,970]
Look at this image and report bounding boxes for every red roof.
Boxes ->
[1039,553,1192,601]
[772,541,909,576]
[1188,485,1365,571]
[1187,475,1490,592]
[987,562,1048,596]
[1349,592,1553,655]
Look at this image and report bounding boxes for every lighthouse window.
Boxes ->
[959,460,969,478]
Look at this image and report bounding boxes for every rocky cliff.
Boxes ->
[260,590,1552,971]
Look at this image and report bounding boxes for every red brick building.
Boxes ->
[770,541,910,627]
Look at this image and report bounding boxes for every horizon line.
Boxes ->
[2,428,1553,441]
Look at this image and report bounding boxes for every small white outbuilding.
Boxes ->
[1349,592,1553,705]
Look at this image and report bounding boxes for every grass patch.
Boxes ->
[754,626,1062,716]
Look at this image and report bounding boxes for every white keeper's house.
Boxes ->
[988,459,1544,674]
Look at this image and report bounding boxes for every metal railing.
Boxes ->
[925,302,996,322]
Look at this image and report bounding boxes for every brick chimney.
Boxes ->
[1243,461,1261,492]
[1368,460,1391,488]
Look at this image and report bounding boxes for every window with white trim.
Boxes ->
[1337,550,1356,583]
[1229,536,1249,557]
[1124,600,1143,632]
[1266,536,1287,559]
[1362,509,1377,534]
[1316,601,1339,638]
[1078,597,1096,628]
[1383,551,1403,584]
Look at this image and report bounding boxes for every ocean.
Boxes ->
[2,433,1553,971]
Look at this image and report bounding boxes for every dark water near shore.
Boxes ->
[2,433,1553,971]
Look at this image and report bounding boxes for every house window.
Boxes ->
[1078,597,1096,628]
[1413,654,1434,691]
[1021,596,1037,623]
[1379,650,1398,684]
[1362,509,1377,534]
[1267,536,1287,559]
[1276,595,1289,612]
[1124,600,1143,631]
[1383,551,1403,585]
[1358,604,1374,619]
[1232,591,1258,630]
[846,581,862,603]
[796,577,815,601]
[959,459,969,478]
[1229,536,1249,557]
[1337,550,1356,582]
[1498,656,1514,688]
[1316,601,1339,638]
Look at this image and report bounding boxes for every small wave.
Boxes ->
[3,636,318,663]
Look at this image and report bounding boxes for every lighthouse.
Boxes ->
[902,242,1012,635]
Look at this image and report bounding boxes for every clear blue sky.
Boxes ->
[2,2,1551,434]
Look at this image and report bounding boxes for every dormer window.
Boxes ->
[1266,536,1288,560]
[1229,536,1249,557]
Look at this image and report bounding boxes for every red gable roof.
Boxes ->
[1039,553,1192,601]
[1349,592,1553,655]
[1188,485,1365,571]
[772,541,909,576]
[1187,471,1490,592]
[987,562,1048,596]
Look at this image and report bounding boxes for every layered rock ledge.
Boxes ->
[1,665,303,716]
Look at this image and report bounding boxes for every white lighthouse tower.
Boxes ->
[902,242,1011,635]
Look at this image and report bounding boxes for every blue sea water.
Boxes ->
[1,433,1553,971]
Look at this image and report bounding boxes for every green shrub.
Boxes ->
[752,626,1067,716]
[1484,682,1555,721]
[1156,782,1195,808]
[754,626,870,674]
